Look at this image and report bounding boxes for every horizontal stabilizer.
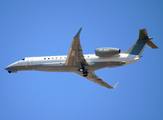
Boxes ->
[147,40,158,49]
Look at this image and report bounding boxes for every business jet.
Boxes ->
[5,28,158,89]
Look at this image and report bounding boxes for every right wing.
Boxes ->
[74,71,119,89]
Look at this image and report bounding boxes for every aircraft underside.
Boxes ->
[13,61,125,73]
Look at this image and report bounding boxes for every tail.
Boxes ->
[122,29,158,56]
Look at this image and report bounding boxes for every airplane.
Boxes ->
[5,28,158,89]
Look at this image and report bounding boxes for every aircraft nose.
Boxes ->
[5,61,19,70]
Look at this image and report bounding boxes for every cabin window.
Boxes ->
[65,57,66,59]
[52,57,54,59]
[60,57,62,59]
[22,58,25,60]
[56,57,57,59]
[44,58,46,60]
[48,58,50,60]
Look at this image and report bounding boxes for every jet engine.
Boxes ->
[95,47,120,57]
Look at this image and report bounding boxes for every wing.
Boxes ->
[74,71,119,89]
[65,28,88,67]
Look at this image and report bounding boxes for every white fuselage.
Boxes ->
[6,53,140,73]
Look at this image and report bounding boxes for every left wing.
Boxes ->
[74,71,119,89]
[65,28,88,67]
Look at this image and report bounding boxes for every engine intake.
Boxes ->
[95,47,120,57]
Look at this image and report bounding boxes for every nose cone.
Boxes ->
[5,61,19,70]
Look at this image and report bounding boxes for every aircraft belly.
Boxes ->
[8,65,34,71]
[34,62,125,72]
[34,66,78,72]
[9,60,127,73]
[86,62,124,70]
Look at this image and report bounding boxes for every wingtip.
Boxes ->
[75,27,82,37]
[113,82,119,88]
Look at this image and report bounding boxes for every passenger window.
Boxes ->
[60,57,62,59]
[44,58,46,60]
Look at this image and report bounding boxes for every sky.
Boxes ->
[0,0,163,120]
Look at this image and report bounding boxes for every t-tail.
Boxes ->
[123,29,158,56]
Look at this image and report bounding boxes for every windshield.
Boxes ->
[22,58,25,60]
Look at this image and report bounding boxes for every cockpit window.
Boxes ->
[22,58,25,60]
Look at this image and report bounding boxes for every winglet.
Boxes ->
[75,27,82,37]
[113,82,119,88]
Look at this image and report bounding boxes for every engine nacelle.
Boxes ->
[95,47,120,57]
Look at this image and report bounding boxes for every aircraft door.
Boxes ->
[28,58,33,65]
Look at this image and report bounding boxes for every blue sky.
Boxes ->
[0,0,163,120]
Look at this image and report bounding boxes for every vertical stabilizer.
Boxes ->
[122,29,158,56]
